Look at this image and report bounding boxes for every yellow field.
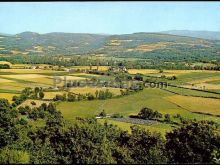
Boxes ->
[11,64,31,69]
[0,61,12,67]
[70,73,100,77]
[165,95,220,116]
[10,50,28,55]
[0,93,18,103]
[28,77,54,86]
[183,83,220,90]
[0,78,14,83]
[169,70,220,74]
[0,82,34,91]
[0,69,66,74]
[69,87,124,95]
[71,66,109,71]
[128,69,159,74]
[189,76,220,84]
[182,76,220,90]
[19,99,51,108]
[135,42,169,52]
[43,91,67,100]
[55,75,86,81]
[1,74,49,79]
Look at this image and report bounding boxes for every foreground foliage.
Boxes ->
[0,98,220,164]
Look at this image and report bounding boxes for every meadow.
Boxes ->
[69,87,124,96]
[0,63,220,134]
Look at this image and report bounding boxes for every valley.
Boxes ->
[0,61,220,135]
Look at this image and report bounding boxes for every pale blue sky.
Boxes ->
[0,2,220,34]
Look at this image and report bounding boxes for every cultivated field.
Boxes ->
[1,64,220,134]
[0,93,18,103]
[165,95,220,116]
[19,99,51,108]
[69,87,124,95]
[70,66,109,71]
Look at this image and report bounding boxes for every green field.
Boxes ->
[1,65,220,134]
[57,88,220,126]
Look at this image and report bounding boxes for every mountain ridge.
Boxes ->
[160,30,220,40]
[0,31,220,62]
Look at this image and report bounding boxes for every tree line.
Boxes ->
[1,97,220,164]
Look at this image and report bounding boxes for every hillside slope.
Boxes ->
[161,30,220,40]
[0,31,220,61]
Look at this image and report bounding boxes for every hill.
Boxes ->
[160,30,220,40]
[0,31,220,61]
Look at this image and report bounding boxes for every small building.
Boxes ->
[31,65,36,69]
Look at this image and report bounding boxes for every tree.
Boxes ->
[138,107,162,120]
[28,108,38,120]
[134,74,143,81]
[0,148,30,164]
[18,107,28,115]
[39,91,44,99]
[99,110,107,117]
[34,87,40,97]
[164,114,171,123]
[0,99,19,148]
[166,120,220,163]
[95,90,99,98]
[127,125,167,164]
[67,93,76,102]
[87,93,95,100]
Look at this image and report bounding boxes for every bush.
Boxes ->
[164,114,171,122]
[31,101,36,106]
[134,74,143,81]
[0,148,30,164]
[99,110,107,117]
[166,120,220,163]
[111,113,123,118]
[138,107,163,120]
[18,107,28,115]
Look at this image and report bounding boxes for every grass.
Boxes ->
[0,69,66,74]
[69,87,124,96]
[0,77,14,83]
[0,89,21,94]
[70,66,109,71]
[128,69,159,75]
[174,72,220,85]
[164,86,220,98]
[57,88,220,124]
[0,61,12,67]
[165,95,220,116]
[98,119,174,136]
[1,74,49,81]
[0,93,18,103]
[207,79,220,85]
[0,82,33,91]
[19,99,51,108]
[44,91,67,100]
[0,67,220,134]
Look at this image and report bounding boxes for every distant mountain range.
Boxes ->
[0,31,220,61]
[160,30,220,40]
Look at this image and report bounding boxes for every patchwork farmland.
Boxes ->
[0,62,220,135]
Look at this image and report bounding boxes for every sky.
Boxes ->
[0,2,220,35]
